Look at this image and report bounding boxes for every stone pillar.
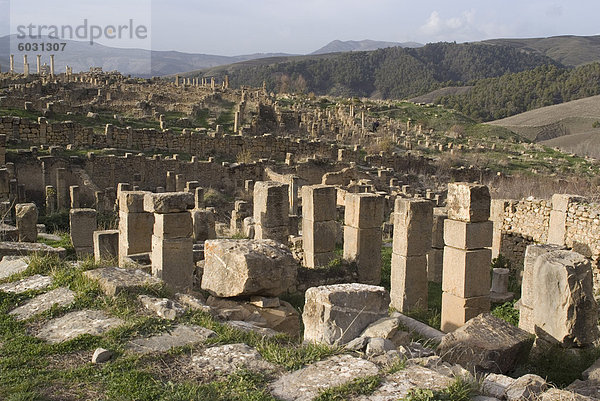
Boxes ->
[45,186,56,214]
[15,203,38,242]
[69,186,80,209]
[165,171,176,192]
[56,168,68,211]
[530,250,598,347]
[230,200,251,234]
[302,185,337,268]
[94,191,105,213]
[0,134,5,166]
[390,198,432,313]
[253,181,289,244]
[234,111,240,133]
[185,181,199,193]
[490,199,511,259]
[519,244,565,333]
[93,230,119,262]
[289,176,299,216]
[23,55,29,76]
[490,268,513,303]
[441,183,492,333]
[192,208,216,242]
[118,191,154,266]
[194,187,205,209]
[428,208,447,283]
[343,193,384,285]
[70,208,97,256]
[50,55,55,77]
[10,54,14,73]
[36,55,41,74]
[548,194,582,246]
[175,174,185,192]
[146,192,194,291]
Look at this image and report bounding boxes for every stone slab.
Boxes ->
[84,267,163,296]
[0,256,28,280]
[190,343,278,376]
[36,310,124,344]
[0,241,66,259]
[9,287,75,320]
[127,324,216,354]
[269,354,379,401]
[0,274,53,293]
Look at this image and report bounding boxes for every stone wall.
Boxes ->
[496,196,600,270]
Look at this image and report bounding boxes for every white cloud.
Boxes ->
[419,9,484,42]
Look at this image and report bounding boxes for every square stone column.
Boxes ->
[428,208,447,283]
[390,198,432,313]
[118,191,153,266]
[253,181,289,244]
[145,192,194,291]
[70,208,97,256]
[441,183,492,333]
[548,194,583,246]
[69,186,80,209]
[16,203,38,242]
[302,185,337,268]
[343,193,384,285]
[93,230,119,262]
[56,167,68,211]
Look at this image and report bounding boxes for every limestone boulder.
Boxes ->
[201,239,297,297]
[532,250,599,347]
[437,313,534,374]
[303,283,390,345]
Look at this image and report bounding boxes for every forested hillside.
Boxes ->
[197,42,558,99]
[437,63,600,121]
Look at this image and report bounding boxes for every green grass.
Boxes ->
[403,377,474,401]
[0,255,344,400]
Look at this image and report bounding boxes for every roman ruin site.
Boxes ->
[0,54,600,400]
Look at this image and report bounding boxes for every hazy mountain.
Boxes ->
[481,35,600,67]
[311,39,422,55]
[0,35,294,77]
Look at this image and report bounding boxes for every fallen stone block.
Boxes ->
[127,324,216,354]
[201,239,297,297]
[35,310,124,344]
[9,287,75,320]
[84,267,162,296]
[144,192,194,214]
[138,295,185,320]
[303,283,390,345]
[437,313,534,374]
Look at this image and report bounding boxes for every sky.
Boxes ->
[1,0,600,55]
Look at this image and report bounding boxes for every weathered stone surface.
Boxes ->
[84,267,162,296]
[190,343,278,377]
[201,239,297,297]
[532,250,598,347]
[303,283,390,345]
[505,374,548,401]
[127,324,216,354]
[446,183,491,223]
[9,287,75,320]
[444,220,493,250]
[69,208,97,255]
[302,185,337,222]
[539,389,595,401]
[269,354,379,401]
[138,295,186,320]
[482,373,516,399]
[92,348,113,363]
[143,192,194,214]
[175,293,212,314]
[16,203,38,242]
[392,198,433,256]
[441,292,491,333]
[390,254,428,313]
[151,236,194,291]
[153,212,192,239]
[118,191,148,213]
[366,337,396,356]
[250,296,280,308]
[0,241,66,259]
[442,247,491,298]
[0,256,28,279]
[0,274,53,293]
[352,365,453,401]
[206,296,300,337]
[344,193,384,229]
[118,210,153,265]
[253,181,289,227]
[191,209,217,241]
[343,226,382,285]
[360,316,410,347]
[225,320,278,337]
[438,314,533,374]
[93,230,119,262]
[36,310,124,344]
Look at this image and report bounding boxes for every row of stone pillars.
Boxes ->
[8,54,55,76]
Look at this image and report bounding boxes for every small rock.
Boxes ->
[482,373,516,399]
[345,336,370,352]
[366,337,396,356]
[250,296,280,308]
[138,295,185,320]
[92,348,113,363]
[505,374,547,401]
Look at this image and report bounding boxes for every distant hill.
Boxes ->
[438,63,600,121]
[185,42,558,99]
[488,94,600,143]
[0,35,295,76]
[311,39,422,55]
[481,35,600,66]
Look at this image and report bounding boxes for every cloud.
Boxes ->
[419,9,483,42]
